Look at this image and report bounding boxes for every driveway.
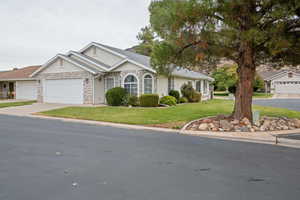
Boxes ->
[0,115,299,200]
[253,98,300,111]
[0,103,70,116]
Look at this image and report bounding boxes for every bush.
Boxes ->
[181,82,195,102]
[128,95,139,106]
[190,92,202,102]
[160,96,177,106]
[178,97,188,104]
[169,90,180,102]
[139,94,159,107]
[105,87,127,106]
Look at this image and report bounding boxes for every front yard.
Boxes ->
[214,92,273,98]
[40,99,300,129]
[0,101,36,108]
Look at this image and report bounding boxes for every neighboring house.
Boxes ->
[30,42,214,105]
[0,66,41,100]
[260,70,300,95]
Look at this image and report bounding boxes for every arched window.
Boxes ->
[124,75,138,96]
[143,74,153,94]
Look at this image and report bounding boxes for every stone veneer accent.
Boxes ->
[36,71,93,104]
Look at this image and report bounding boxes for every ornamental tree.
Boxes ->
[148,0,300,121]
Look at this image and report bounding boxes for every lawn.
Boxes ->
[214,91,273,98]
[0,101,36,108]
[40,99,300,129]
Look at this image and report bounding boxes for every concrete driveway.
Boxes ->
[253,99,300,111]
[0,103,71,116]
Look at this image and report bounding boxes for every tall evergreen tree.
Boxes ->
[148,0,300,121]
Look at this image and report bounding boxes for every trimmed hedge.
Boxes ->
[139,94,159,107]
[179,97,188,104]
[190,92,202,102]
[160,96,177,106]
[169,90,180,102]
[105,87,127,106]
[128,95,139,107]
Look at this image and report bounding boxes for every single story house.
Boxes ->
[0,66,40,100]
[28,42,213,105]
[260,70,300,95]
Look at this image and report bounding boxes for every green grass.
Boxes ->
[214,91,273,98]
[0,100,36,108]
[40,99,300,128]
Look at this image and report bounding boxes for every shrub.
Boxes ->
[160,96,177,106]
[128,95,139,106]
[181,82,195,102]
[169,90,180,102]
[105,87,127,106]
[178,97,188,104]
[139,94,159,107]
[190,92,202,102]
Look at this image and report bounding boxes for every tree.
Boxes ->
[212,65,237,91]
[148,0,300,121]
[131,26,157,56]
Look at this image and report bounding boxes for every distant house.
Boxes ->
[0,66,40,100]
[29,42,214,105]
[260,70,300,95]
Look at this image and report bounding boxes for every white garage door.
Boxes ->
[44,79,84,104]
[16,81,37,100]
[275,81,300,94]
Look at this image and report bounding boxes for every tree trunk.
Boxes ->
[232,43,256,122]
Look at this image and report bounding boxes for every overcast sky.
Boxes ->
[0,0,151,70]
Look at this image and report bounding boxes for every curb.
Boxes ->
[1,113,299,149]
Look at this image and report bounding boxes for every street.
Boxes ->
[253,99,300,111]
[0,114,299,200]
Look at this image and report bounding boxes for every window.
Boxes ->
[288,72,293,78]
[203,81,208,93]
[144,74,153,94]
[168,77,174,92]
[124,75,138,96]
[196,81,202,92]
[105,77,115,91]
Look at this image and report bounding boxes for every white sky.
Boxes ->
[0,0,151,70]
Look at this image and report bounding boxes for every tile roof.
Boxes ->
[0,65,41,80]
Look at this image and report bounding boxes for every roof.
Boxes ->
[0,66,41,80]
[32,41,214,81]
[94,42,214,81]
[260,70,300,80]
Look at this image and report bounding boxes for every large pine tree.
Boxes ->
[148,0,300,121]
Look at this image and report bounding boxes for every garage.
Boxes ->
[43,79,84,104]
[275,81,300,94]
[16,81,38,100]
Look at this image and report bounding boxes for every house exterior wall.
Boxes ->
[269,72,300,94]
[36,59,94,104]
[83,46,123,66]
[157,76,169,97]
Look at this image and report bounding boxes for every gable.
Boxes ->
[110,61,144,72]
[83,46,124,66]
[40,58,84,74]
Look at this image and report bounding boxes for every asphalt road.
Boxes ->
[253,99,300,111]
[0,115,300,200]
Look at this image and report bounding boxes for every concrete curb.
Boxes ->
[1,112,299,149]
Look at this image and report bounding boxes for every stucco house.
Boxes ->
[260,70,300,96]
[0,66,40,100]
[29,42,213,105]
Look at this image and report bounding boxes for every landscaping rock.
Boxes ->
[198,123,209,131]
[220,120,233,131]
[186,116,300,132]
